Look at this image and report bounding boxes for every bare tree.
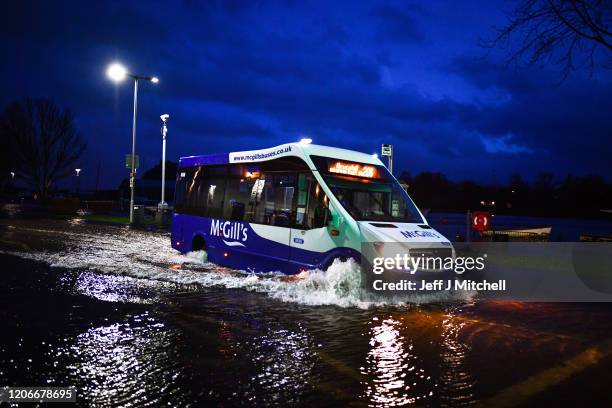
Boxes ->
[484,0,612,77]
[0,98,86,199]
[0,119,16,186]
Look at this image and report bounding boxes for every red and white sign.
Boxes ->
[471,211,491,232]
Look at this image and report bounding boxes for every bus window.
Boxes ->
[174,168,188,212]
[294,173,328,229]
[310,155,423,223]
[184,166,206,215]
[252,173,295,227]
[177,157,311,222]
[223,165,259,221]
[198,165,226,218]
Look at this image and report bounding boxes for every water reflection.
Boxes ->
[362,317,435,406]
[52,312,186,406]
[438,311,476,406]
[252,326,316,400]
[218,319,318,406]
[1,203,22,217]
[5,219,610,407]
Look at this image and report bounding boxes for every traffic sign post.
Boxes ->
[381,144,393,174]
[125,154,139,170]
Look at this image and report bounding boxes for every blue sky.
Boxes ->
[3,0,611,189]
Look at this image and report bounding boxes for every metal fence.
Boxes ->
[479,230,550,242]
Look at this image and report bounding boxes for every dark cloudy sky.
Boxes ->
[3,0,611,189]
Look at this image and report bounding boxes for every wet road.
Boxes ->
[1,218,612,407]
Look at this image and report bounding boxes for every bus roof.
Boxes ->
[178,142,384,168]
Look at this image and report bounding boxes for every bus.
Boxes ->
[171,142,452,274]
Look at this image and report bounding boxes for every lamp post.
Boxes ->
[106,62,159,224]
[75,168,81,196]
[159,114,169,209]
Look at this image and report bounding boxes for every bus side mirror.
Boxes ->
[328,207,343,229]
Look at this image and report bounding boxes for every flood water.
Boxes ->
[1,218,612,407]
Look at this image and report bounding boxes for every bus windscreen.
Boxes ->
[310,155,423,223]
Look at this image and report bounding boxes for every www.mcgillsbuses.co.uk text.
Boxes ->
[372,254,487,274]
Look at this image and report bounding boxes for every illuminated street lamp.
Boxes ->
[106,63,127,82]
[106,62,159,224]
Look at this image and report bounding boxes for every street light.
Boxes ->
[106,63,127,82]
[75,168,81,196]
[158,114,169,210]
[106,62,159,224]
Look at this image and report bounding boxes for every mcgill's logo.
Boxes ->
[400,230,441,239]
[211,220,248,247]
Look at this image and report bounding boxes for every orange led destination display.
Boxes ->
[328,161,379,178]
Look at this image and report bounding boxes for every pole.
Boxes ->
[95,161,100,192]
[129,78,139,224]
[381,144,393,174]
[160,121,167,207]
[466,209,471,243]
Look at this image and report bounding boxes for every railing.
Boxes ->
[579,234,612,242]
[479,230,550,242]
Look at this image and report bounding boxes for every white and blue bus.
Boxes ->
[171,142,452,274]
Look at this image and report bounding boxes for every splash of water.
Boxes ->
[1,226,473,308]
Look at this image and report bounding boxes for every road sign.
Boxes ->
[471,211,491,232]
[381,144,393,157]
[125,154,139,169]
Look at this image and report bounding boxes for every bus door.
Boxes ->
[289,173,335,269]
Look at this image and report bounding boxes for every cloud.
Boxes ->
[2,0,611,189]
[480,134,534,154]
[446,54,612,177]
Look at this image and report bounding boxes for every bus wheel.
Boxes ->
[325,256,356,270]
[192,235,206,251]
